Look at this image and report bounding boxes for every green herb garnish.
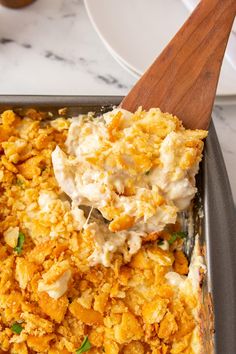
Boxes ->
[76,336,91,354]
[16,178,24,188]
[11,323,23,334]
[168,231,187,245]
[14,232,25,254]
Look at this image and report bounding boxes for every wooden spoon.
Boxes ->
[120,0,236,129]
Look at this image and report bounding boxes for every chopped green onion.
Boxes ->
[168,231,187,245]
[76,336,91,354]
[14,232,25,254]
[16,178,24,187]
[11,323,23,334]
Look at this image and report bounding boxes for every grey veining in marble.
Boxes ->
[0,0,235,204]
[0,0,135,94]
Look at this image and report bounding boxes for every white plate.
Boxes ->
[98,34,140,78]
[85,0,236,100]
[108,44,236,106]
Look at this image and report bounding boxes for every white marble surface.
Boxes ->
[0,0,235,204]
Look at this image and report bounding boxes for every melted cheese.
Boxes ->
[38,269,71,300]
[52,108,207,266]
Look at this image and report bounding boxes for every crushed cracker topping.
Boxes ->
[0,107,206,353]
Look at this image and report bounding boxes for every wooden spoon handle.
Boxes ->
[121,0,236,129]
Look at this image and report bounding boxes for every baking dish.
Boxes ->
[0,95,235,354]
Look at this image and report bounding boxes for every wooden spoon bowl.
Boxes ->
[121,0,236,129]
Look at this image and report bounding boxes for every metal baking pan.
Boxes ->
[0,95,236,354]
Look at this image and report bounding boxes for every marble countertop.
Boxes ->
[0,0,235,205]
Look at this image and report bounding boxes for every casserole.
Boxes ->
[0,95,235,354]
